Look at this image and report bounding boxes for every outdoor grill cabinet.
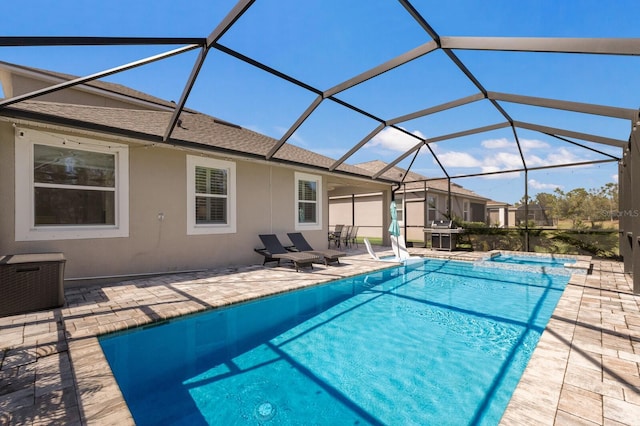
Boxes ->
[0,253,66,317]
[426,221,464,251]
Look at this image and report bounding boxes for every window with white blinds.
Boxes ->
[295,172,322,231]
[187,156,236,235]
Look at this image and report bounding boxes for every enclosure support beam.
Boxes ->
[630,113,640,293]
[524,170,530,252]
[382,189,393,247]
[351,194,356,227]
[620,154,632,273]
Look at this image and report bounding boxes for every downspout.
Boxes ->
[351,194,355,226]
[424,181,428,247]
[403,183,408,238]
[447,178,452,221]
[511,125,529,252]
[524,170,529,252]
[391,184,401,201]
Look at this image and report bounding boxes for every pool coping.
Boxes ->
[2,249,638,425]
[484,250,593,272]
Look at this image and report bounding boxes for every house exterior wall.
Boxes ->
[404,199,425,242]
[329,189,488,244]
[329,194,385,239]
[488,207,508,228]
[0,122,335,282]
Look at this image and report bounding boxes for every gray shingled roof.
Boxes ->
[356,160,490,200]
[0,60,391,180]
[0,60,182,111]
[4,100,379,179]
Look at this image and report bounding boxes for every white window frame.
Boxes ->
[187,155,236,235]
[395,195,404,224]
[427,195,437,223]
[463,200,470,221]
[294,172,322,231]
[15,128,129,241]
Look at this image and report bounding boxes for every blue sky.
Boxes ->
[2,0,639,203]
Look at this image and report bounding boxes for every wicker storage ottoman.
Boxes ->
[0,253,66,317]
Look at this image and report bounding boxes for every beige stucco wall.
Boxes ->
[329,190,488,244]
[329,194,387,240]
[0,122,340,281]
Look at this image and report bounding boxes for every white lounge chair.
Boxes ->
[364,238,383,261]
[390,235,423,263]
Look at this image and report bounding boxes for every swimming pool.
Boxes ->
[99,258,569,425]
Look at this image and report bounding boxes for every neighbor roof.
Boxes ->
[356,160,490,201]
[0,60,182,112]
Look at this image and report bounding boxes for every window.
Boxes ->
[15,128,129,241]
[295,172,322,231]
[427,195,437,224]
[463,200,470,221]
[395,195,404,223]
[187,156,236,234]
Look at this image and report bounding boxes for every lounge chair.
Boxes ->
[364,237,422,264]
[256,234,321,272]
[393,234,423,262]
[363,238,382,261]
[287,232,347,266]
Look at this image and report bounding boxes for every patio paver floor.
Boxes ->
[1,248,638,425]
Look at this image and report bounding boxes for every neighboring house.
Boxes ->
[515,203,555,227]
[329,160,492,242]
[486,200,511,228]
[0,61,394,283]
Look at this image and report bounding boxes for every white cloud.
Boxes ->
[520,139,550,151]
[490,152,524,169]
[369,127,425,152]
[437,151,482,167]
[546,147,583,165]
[612,174,619,182]
[481,138,549,151]
[528,179,563,190]
[481,166,521,179]
[481,138,512,149]
[433,137,593,181]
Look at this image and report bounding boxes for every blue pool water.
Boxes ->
[99,259,570,425]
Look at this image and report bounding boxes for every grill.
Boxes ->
[426,220,463,251]
[431,220,453,230]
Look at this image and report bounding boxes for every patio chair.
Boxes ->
[328,224,344,248]
[341,225,353,248]
[287,232,347,266]
[349,226,359,248]
[256,234,321,272]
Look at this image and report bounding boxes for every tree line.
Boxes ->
[516,182,618,228]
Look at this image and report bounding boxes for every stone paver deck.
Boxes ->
[1,247,638,425]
